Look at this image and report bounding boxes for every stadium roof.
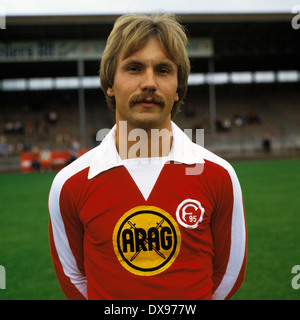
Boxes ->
[5,12,295,26]
[1,1,300,81]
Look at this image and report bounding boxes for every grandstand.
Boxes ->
[1,12,300,172]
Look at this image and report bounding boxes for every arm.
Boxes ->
[48,173,87,300]
[211,165,247,300]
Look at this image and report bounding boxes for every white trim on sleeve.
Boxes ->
[49,148,97,299]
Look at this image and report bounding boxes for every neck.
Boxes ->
[116,120,173,160]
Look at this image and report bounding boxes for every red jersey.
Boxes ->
[48,122,247,300]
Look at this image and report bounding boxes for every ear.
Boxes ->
[107,87,114,97]
[174,92,179,102]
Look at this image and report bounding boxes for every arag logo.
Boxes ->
[113,206,181,276]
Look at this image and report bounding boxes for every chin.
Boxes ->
[132,114,169,130]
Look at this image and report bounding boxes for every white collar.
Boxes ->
[88,121,204,179]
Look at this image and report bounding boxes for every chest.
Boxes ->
[76,163,217,246]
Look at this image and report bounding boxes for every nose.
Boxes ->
[140,69,157,91]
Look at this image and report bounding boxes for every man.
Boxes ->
[49,13,247,300]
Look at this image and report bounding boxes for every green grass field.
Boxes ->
[1,158,300,300]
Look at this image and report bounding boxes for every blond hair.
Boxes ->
[100,13,190,118]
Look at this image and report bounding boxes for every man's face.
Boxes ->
[107,37,179,131]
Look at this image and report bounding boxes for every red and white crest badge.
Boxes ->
[176,199,205,229]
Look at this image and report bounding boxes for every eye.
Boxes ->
[158,68,169,74]
[155,63,175,75]
[125,62,143,73]
[128,66,140,72]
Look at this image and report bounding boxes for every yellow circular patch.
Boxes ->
[113,206,181,276]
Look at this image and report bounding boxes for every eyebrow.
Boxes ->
[121,59,177,72]
[122,59,144,68]
[156,62,177,71]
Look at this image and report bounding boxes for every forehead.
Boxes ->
[118,37,177,66]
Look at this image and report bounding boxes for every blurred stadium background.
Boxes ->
[1,6,300,300]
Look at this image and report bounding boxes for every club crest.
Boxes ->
[176,199,205,229]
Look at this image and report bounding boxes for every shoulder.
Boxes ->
[189,140,236,175]
[191,143,241,192]
[49,146,98,197]
[195,145,244,209]
[201,144,235,172]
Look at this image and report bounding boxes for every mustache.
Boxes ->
[129,92,165,108]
